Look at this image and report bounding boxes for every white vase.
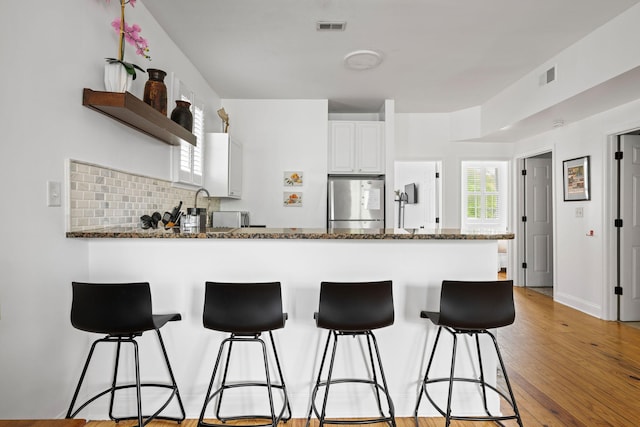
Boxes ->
[104,62,133,93]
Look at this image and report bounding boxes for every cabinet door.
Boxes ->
[357,122,384,173]
[228,138,243,198]
[204,133,242,199]
[329,122,356,173]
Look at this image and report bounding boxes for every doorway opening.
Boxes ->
[518,152,554,295]
[393,161,442,229]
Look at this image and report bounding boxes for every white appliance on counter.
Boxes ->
[211,211,250,228]
[204,133,242,199]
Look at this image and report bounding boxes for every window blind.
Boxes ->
[461,161,507,232]
[173,78,204,186]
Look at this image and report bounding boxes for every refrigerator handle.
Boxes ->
[327,180,334,225]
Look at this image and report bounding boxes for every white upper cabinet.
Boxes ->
[204,133,242,198]
[328,121,384,174]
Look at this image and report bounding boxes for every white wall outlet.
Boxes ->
[47,181,61,207]
[575,207,584,218]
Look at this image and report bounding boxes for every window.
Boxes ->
[461,161,508,232]
[172,77,204,186]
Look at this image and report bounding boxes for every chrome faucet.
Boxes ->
[194,188,210,209]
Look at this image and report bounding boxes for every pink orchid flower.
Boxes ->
[103,0,149,80]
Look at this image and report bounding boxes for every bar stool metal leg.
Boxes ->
[318,331,339,427]
[474,333,491,417]
[107,340,122,421]
[308,280,395,427]
[307,331,395,427]
[415,280,523,427]
[155,329,187,422]
[199,333,290,427]
[368,332,396,427]
[66,339,101,419]
[268,331,292,421]
[199,336,229,426]
[444,331,458,427]
[413,326,443,426]
[365,333,385,416]
[133,340,144,427]
[305,330,334,427]
[259,337,277,427]
[488,331,524,427]
[415,327,524,427]
[214,340,234,421]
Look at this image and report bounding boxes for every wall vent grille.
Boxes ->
[539,65,557,85]
[317,21,346,31]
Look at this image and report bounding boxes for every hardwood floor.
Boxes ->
[500,287,640,426]
[79,287,640,427]
[0,422,86,427]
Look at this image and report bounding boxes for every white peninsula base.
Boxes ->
[74,237,502,419]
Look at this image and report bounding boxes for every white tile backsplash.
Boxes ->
[69,160,219,231]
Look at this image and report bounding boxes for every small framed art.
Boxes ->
[284,192,303,206]
[563,156,590,201]
[284,171,303,186]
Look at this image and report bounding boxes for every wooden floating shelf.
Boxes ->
[82,88,196,146]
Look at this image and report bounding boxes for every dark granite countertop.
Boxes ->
[66,227,514,240]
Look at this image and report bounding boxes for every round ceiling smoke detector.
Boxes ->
[344,50,383,70]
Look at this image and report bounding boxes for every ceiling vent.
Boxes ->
[317,21,346,31]
[539,65,557,86]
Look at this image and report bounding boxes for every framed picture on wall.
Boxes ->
[284,171,303,186]
[283,192,303,206]
[563,156,590,201]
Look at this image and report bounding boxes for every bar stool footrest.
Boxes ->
[309,378,395,425]
[68,382,183,424]
[421,377,520,423]
[199,420,285,427]
[201,382,290,426]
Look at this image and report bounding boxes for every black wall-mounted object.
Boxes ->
[404,183,417,204]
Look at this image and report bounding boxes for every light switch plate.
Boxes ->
[575,207,583,218]
[47,181,61,207]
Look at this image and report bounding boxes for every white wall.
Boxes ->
[394,114,515,228]
[214,99,329,228]
[0,0,220,418]
[481,3,640,135]
[513,98,640,319]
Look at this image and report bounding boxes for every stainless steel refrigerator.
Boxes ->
[327,175,385,229]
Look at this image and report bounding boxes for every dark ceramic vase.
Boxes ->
[170,100,193,132]
[143,68,168,115]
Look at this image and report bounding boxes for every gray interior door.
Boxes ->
[620,135,640,321]
[524,155,554,287]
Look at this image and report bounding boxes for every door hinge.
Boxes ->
[435,172,440,178]
[522,262,528,269]
[615,286,623,295]
[522,216,527,222]
[614,151,623,160]
[615,219,623,228]
[435,217,440,224]
[521,169,527,176]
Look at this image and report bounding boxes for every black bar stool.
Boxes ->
[66,282,185,426]
[413,280,523,427]
[306,280,396,427]
[198,281,291,427]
